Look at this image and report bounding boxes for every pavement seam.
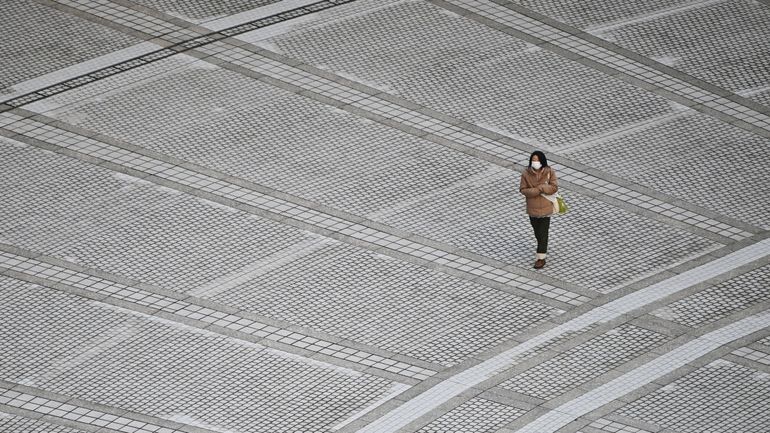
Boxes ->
[0,117,587,310]
[0,247,439,382]
[179,43,744,247]
[0,0,357,109]
[5,0,759,242]
[432,0,770,140]
[344,238,770,433]
[490,0,770,117]
[0,381,215,433]
[188,37,757,241]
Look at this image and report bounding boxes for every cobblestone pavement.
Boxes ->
[2,1,769,432]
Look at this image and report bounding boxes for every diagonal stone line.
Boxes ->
[44,0,195,41]
[0,381,215,433]
[586,417,656,433]
[190,39,753,242]
[731,346,770,367]
[0,247,438,381]
[0,113,588,309]
[514,310,770,433]
[8,0,757,243]
[0,0,357,109]
[350,237,770,433]
[438,0,770,137]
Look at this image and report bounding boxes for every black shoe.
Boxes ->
[534,259,546,269]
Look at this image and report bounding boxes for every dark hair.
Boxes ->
[529,151,548,168]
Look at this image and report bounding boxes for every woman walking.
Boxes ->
[519,151,558,269]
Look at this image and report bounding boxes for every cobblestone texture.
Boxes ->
[49,61,491,217]
[0,277,401,433]
[0,249,437,380]
[2,1,770,432]
[210,241,560,366]
[377,174,721,292]
[0,412,86,433]
[131,0,280,20]
[566,111,770,229]
[733,347,770,366]
[0,0,141,93]
[617,359,770,433]
[651,265,770,327]
[500,324,668,399]
[268,0,675,149]
[510,0,692,29]
[588,418,653,433]
[595,0,770,107]
[416,397,525,432]
[0,140,312,293]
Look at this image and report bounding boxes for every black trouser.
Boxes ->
[529,216,550,254]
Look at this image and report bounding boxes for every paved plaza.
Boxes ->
[2,0,770,432]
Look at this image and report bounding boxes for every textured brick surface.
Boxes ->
[617,359,770,433]
[0,0,141,92]
[0,413,86,433]
[593,0,770,107]
[268,0,675,149]
[565,111,770,229]
[2,1,769,432]
[131,0,280,20]
[1,277,401,433]
[652,265,770,327]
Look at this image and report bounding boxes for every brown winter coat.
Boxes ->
[519,166,559,217]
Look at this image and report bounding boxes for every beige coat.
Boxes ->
[519,166,559,217]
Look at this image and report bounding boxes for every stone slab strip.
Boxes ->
[190,39,753,242]
[0,113,586,309]
[437,0,770,139]
[0,381,213,433]
[351,238,770,433]
[0,247,437,381]
[515,310,770,432]
[0,0,356,109]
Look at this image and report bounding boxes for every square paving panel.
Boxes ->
[651,264,770,327]
[130,0,280,21]
[594,0,770,107]
[46,63,492,217]
[615,359,770,433]
[208,241,561,366]
[0,278,402,433]
[0,0,142,93]
[266,0,675,149]
[508,0,692,29]
[564,111,770,229]
[376,171,721,293]
[0,141,313,293]
[0,412,87,433]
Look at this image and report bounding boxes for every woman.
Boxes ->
[519,151,558,269]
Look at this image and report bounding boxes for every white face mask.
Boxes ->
[531,161,542,170]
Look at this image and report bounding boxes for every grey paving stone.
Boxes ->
[509,0,692,29]
[207,241,560,366]
[499,324,669,399]
[0,0,142,93]
[0,277,403,433]
[416,397,526,432]
[267,0,676,149]
[0,412,88,433]
[44,59,491,218]
[564,111,770,229]
[131,0,280,21]
[375,174,721,293]
[616,359,770,433]
[0,140,312,293]
[651,264,770,327]
[591,0,770,108]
